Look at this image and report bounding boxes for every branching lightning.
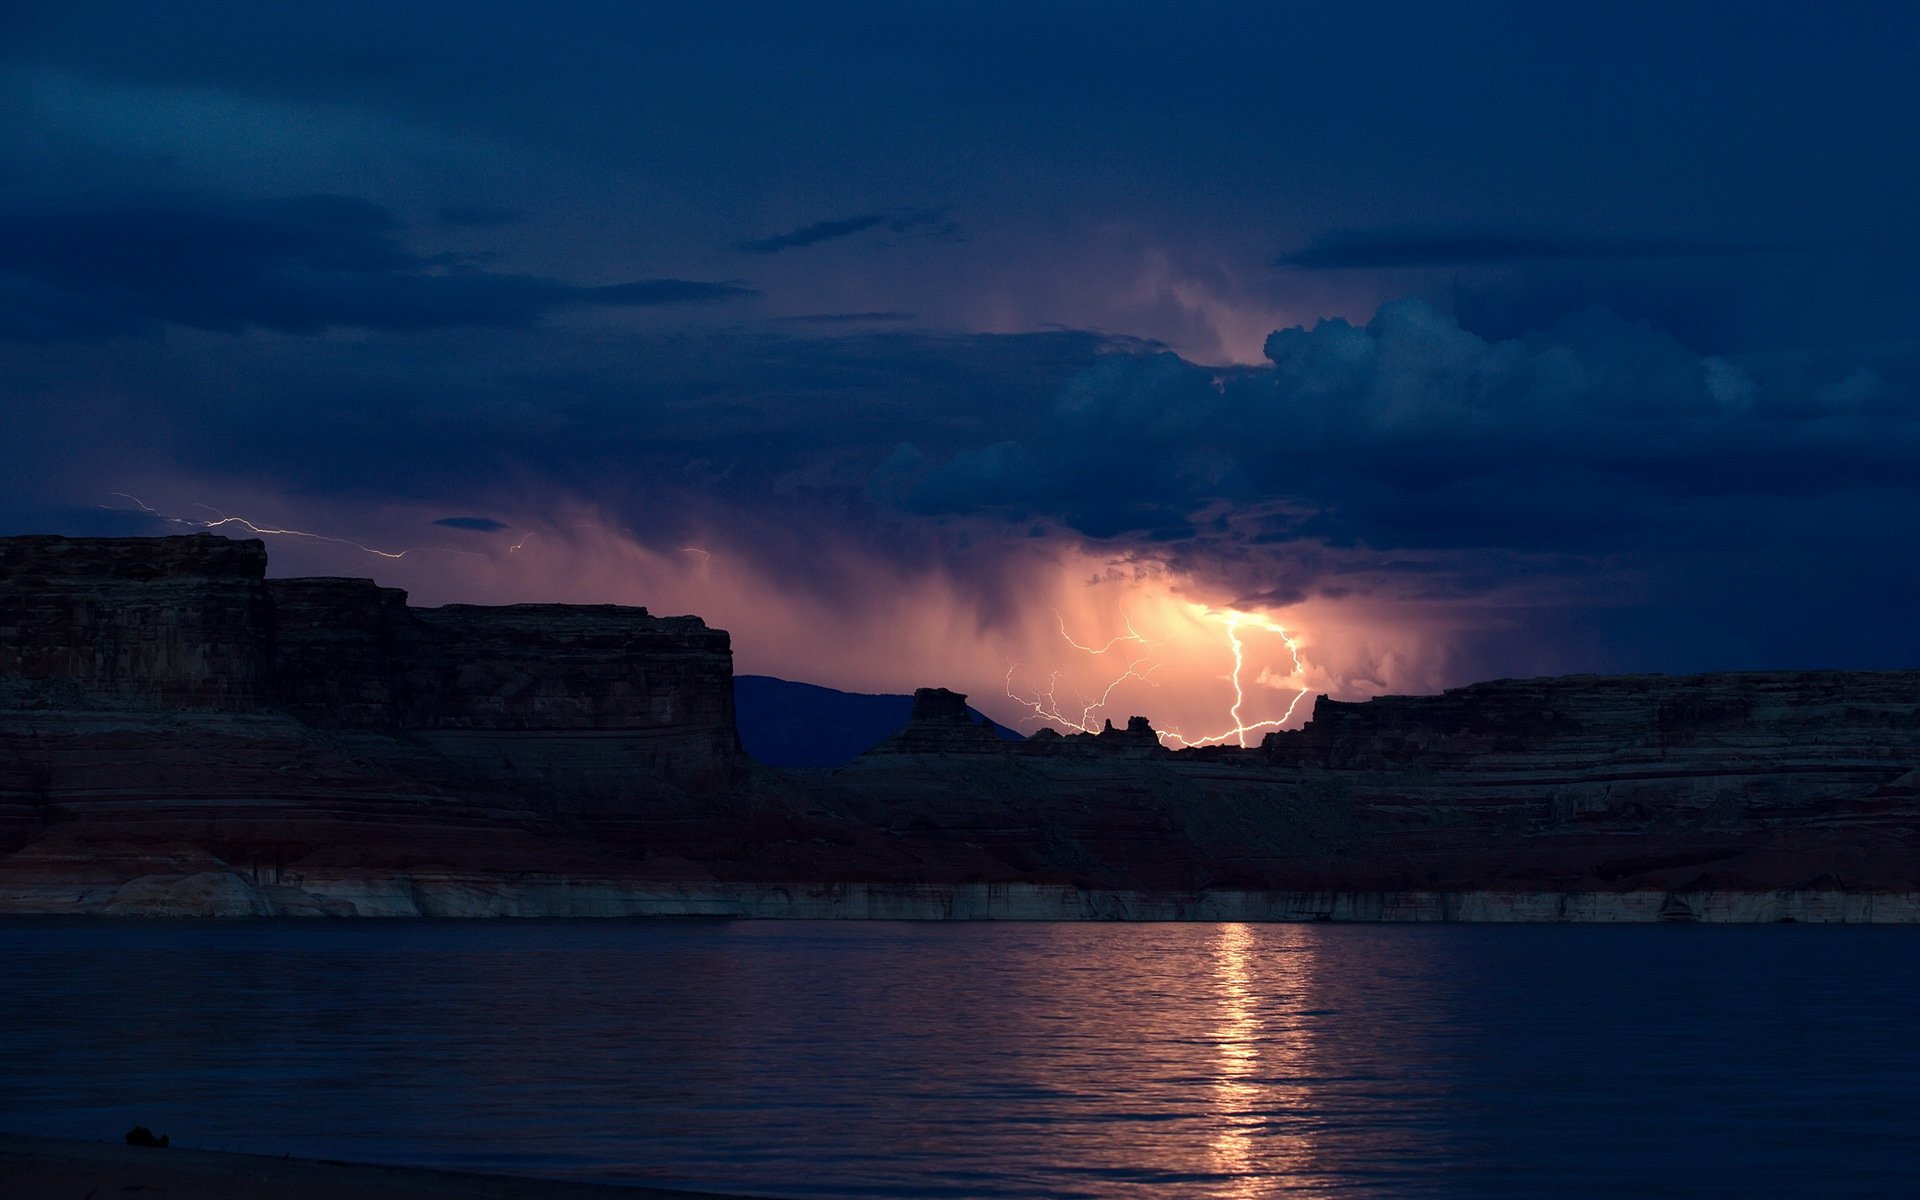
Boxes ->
[1157,609,1312,749]
[1003,652,1163,735]
[1006,604,1313,749]
[1000,608,1160,733]
[1055,608,1148,655]
[104,492,1312,748]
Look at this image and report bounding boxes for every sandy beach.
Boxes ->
[0,1133,761,1200]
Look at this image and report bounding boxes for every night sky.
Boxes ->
[3,2,1916,740]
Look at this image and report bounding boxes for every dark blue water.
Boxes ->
[1,920,1915,1198]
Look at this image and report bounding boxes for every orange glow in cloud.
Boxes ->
[1003,600,1313,746]
[105,488,1450,736]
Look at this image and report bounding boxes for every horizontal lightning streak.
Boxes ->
[105,493,419,560]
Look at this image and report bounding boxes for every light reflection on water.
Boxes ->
[1207,923,1266,1194]
[1,919,1916,1199]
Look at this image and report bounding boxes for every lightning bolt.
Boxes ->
[107,494,410,560]
[1009,605,1312,749]
[189,504,408,559]
[1054,608,1147,654]
[1157,609,1312,749]
[1003,653,1163,734]
[1004,611,1165,734]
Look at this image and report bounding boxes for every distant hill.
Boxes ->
[734,675,1025,767]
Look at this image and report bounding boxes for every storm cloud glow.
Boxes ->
[3,1,1917,726]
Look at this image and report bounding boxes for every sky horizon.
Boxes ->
[2,2,1916,740]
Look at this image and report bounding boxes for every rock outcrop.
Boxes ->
[2,534,1916,919]
[269,580,740,800]
[0,534,740,793]
[0,534,746,903]
[1263,672,1920,845]
[0,534,274,709]
[806,670,1918,900]
[865,687,1008,754]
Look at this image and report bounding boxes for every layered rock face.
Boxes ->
[269,581,740,798]
[0,534,744,890]
[2,533,1916,919]
[0,535,738,783]
[803,668,1920,901]
[1265,672,1920,841]
[265,576,410,726]
[0,535,273,709]
[405,603,737,793]
[1271,672,1919,771]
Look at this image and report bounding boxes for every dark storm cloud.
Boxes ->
[858,301,1920,671]
[0,323,1122,619]
[1448,271,1749,353]
[4,300,1917,673]
[903,300,1920,559]
[433,516,508,531]
[0,321,1118,530]
[2,1,1916,680]
[738,208,963,255]
[0,195,755,338]
[0,506,178,539]
[9,298,1913,585]
[1277,227,1760,271]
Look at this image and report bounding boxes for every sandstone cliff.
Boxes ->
[2,534,1916,919]
[0,534,274,709]
[269,578,740,800]
[1,535,739,785]
[0,534,748,909]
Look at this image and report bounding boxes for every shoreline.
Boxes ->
[4,877,1919,921]
[0,1132,761,1200]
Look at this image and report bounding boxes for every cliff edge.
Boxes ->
[3,534,1917,920]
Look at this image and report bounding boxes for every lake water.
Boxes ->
[1,919,1915,1198]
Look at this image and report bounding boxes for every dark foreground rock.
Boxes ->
[2,535,1917,919]
[0,1132,755,1200]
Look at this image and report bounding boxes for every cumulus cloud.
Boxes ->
[886,299,1920,669]
[907,300,1918,541]
[0,194,756,338]
[3,299,1915,685]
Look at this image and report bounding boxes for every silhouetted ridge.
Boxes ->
[734,676,1020,767]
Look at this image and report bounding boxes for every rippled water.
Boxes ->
[2,919,1916,1198]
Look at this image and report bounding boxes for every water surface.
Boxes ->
[2,919,1914,1198]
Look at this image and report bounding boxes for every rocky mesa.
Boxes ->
[2,534,1916,920]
